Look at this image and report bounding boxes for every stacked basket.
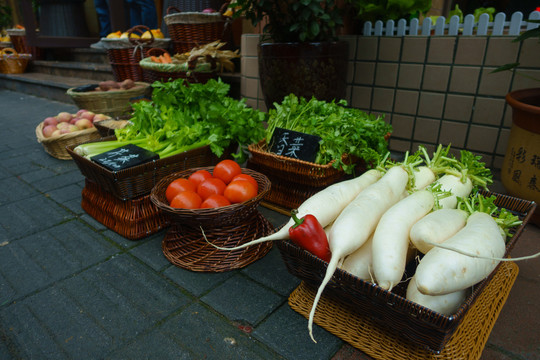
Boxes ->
[100,25,170,82]
[150,166,274,272]
[0,48,31,74]
[6,28,44,59]
[277,190,536,356]
[163,6,228,54]
[67,139,236,240]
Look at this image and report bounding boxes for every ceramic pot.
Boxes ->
[501,88,540,225]
[258,41,349,109]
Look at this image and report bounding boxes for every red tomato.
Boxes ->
[213,159,242,184]
[170,191,202,209]
[224,180,257,204]
[166,178,196,203]
[231,173,258,192]
[188,169,212,188]
[200,194,231,208]
[197,177,227,200]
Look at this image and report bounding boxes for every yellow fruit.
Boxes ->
[106,31,121,39]
[223,9,233,17]
[141,29,164,39]
[120,32,140,39]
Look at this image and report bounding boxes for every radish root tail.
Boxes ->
[425,241,540,261]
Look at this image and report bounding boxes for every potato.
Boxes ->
[120,79,135,89]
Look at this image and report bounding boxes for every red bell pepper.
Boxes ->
[288,210,331,262]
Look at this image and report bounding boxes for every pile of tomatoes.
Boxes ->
[165,160,259,209]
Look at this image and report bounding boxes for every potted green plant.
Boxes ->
[233,0,348,109]
[344,0,432,24]
[492,19,540,225]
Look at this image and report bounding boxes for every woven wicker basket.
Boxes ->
[0,48,31,74]
[35,121,101,160]
[289,261,518,360]
[139,49,218,83]
[6,28,44,59]
[0,41,12,50]
[100,25,171,82]
[164,6,227,54]
[66,82,151,117]
[81,180,169,240]
[66,138,237,200]
[277,190,536,353]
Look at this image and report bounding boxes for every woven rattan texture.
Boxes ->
[162,211,274,272]
[66,82,151,117]
[35,122,101,160]
[67,140,234,200]
[150,166,271,228]
[164,7,226,54]
[289,261,518,359]
[6,30,44,59]
[0,48,31,74]
[81,180,169,240]
[277,191,535,352]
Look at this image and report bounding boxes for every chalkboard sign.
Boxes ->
[269,127,322,163]
[91,144,159,171]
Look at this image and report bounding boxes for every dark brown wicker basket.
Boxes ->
[164,6,227,54]
[277,190,535,353]
[289,261,519,360]
[150,166,271,228]
[162,211,274,272]
[81,180,169,240]
[6,28,44,59]
[66,137,237,200]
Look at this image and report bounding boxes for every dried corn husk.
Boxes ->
[172,41,239,72]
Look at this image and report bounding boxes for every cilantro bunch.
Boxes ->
[115,78,266,163]
[265,94,392,174]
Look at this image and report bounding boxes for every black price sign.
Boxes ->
[269,127,321,163]
[91,144,159,171]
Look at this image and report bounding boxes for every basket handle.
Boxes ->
[166,6,181,15]
[126,25,154,46]
[1,47,18,58]
[146,47,167,57]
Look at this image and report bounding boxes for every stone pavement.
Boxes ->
[0,89,538,360]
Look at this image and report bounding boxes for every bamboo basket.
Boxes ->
[6,28,44,59]
[81,180,169,240]
[151,166,274,272]
[35,121,101,160]
[66,82,151,117]
[289,261,519,360]
[164,5,228,54]
[0,48,31,74]
[100,25,170,82]
[139,48,217,83]
[277,190,535,353]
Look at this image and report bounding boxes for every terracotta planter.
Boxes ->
[258,41,349,109]
[501,88,540,225]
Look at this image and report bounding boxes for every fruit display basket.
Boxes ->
[66,82,152,118]
[0,48,31,74]
[139,48,217,84]
[35,121,101,160]
[81,180,169,240]
[66,138,236,200]
[247,140,363,213]
[150,166,274,272]
[289,261,519,360]
[277,191,535,353]
[6,28,44,59]
[99,25,170,82]
[163,6,228,54]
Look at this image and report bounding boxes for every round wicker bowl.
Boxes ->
[35,121,101,160]
[66,82,151,118]
[150,166,271,228]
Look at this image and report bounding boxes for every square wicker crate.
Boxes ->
[277,190,535,353]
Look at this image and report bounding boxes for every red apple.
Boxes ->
[42,125,57,138]
[75,118,93,129]
[51,129,62,137]
[56,112,72,123]
[93,113,111,122]
[76,109,87,116]
[43,117,58,127]
[56,122,70,130]
[70,117,80,125]
[80,111,95,121]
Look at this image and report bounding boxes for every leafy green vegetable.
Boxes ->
[265,94,392,174]
[78,78,266,162]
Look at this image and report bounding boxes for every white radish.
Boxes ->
[308,165,409,342]
[409,208,468,254]
[406,275,468,316]
[340,234,374,281]
[206,169,382,250]
[371,189,435,291]
[411,165,437,190]
[435,174,473,209]
[415,212,506,295]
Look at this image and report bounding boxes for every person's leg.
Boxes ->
[133,0,158,29]
[94,0,111,37]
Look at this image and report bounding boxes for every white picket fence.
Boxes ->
[363,10,540,36]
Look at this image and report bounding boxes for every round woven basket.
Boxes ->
[0,48,31,74]
[139,55,217,83]
[35,122,101,160]
[66,82,151,117]
[150,166,271,228]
